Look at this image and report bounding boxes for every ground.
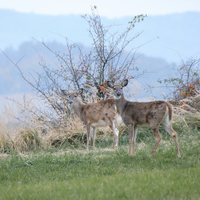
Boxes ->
[0,128,200,199]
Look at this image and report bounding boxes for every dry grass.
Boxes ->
[1,86,200,154]
[172,103,200,130]
[0,92,116,153]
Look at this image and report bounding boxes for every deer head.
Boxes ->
[107,79,128,99]
[62,88,83,104]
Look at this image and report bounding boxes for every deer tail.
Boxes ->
[167,102,173,121]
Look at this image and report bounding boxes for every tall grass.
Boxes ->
[0,93,117,153]
[1,87,200,154]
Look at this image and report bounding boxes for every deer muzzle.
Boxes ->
[117,92,121,96]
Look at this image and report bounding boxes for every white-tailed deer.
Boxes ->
[62,89,122,150]
[107,79,181,157]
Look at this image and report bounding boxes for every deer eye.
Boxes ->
[75,96,77,97]
[114,88,116,90]
[121,88,122,89]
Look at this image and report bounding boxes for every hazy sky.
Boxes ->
[1,0,200,18]
[1,0,200,108]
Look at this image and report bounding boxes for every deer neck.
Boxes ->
[115,94,127,115]
[71,99,84,119]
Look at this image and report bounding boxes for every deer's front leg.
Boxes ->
[86,124,91,151]
[128,124,134,155]
[131,125,138,155]
[111,123,119,149]
[92,127,97,149]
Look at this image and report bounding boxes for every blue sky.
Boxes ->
[1,0,200,18]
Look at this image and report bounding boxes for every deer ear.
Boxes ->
[121,79,128,87]
[79,88,84,95]
[61,90,68,95]
[107,81,114,88]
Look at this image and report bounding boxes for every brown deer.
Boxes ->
[107,79,181,157]
[62,89,122,150]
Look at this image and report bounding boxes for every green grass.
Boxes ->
[0,128,200,199]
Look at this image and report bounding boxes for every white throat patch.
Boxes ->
[113,95,121,100]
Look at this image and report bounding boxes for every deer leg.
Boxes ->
[131,126,138,155]
[150,127,162,157]
[110,124,115,149]
[86,125,91,151]
[115,128,119,149]
[112,122,119,149]
[112,128,119,149]
[111,128,118,149]
[92,127,97,150]
[128,124,134,155]
[163,124,181,158]
[134,126,138,143]
[104,117,118,149]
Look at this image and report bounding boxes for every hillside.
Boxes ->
[1,9,200,62]
[0,40,174,97]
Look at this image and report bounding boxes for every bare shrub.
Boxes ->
[159,58,200,110]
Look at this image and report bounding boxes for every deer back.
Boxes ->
[81,99,117,124]
[119,100,172,126]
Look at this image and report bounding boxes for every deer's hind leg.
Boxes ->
[104,116,119,149]
[150,125,162,157]
[148,108,166,156]
[162,120,181,158]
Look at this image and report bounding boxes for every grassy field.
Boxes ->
[0,127,200,200]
